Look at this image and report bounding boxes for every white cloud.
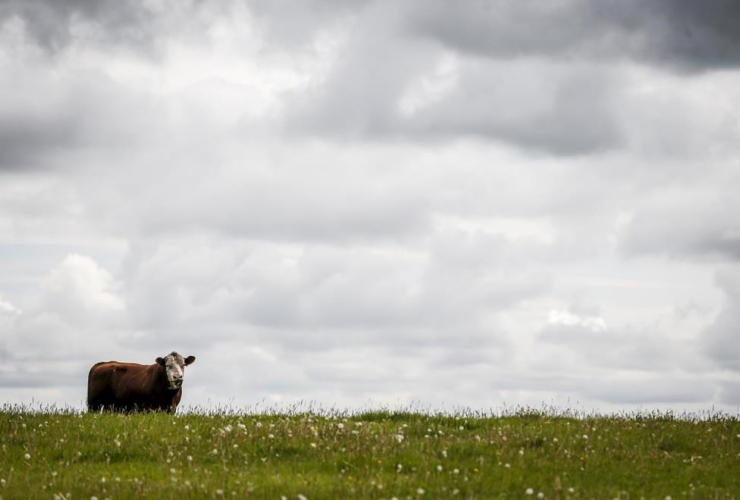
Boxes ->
[548,310,606,332]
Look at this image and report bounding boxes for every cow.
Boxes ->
[87,352,196,413]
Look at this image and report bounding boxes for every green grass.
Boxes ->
[1,405,739,499]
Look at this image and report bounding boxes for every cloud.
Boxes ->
[0,0,168,53]
[408,0,740,71]
[619,191,740,261]
[281,5,623,155]
[548,310,606,332]
[404,59,622,154]
[702,266,740,371]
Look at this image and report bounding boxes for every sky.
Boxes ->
[1,0,739,414]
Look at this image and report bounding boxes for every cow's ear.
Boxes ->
[156,357,165,366]
[185,356,196,365]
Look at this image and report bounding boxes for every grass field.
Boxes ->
[1,405,739,499]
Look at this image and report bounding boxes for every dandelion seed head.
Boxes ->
[24,453,31,460]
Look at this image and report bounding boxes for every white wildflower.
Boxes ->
[417,488,425,495]
[526,488,534,495]
[437,465,443,472]
[24,453,31,460]
[395,434,405,443]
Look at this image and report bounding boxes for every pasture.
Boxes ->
[1,405,739,498]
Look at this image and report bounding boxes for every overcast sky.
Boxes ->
[1,0,739,414]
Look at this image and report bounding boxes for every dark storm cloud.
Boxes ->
[410,0,740,71]
[0,0,159,52]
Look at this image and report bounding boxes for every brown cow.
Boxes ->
[87,352,196,413]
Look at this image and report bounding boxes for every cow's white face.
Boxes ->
[156,352,196,390]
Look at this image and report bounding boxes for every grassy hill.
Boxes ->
[1,405,739,498]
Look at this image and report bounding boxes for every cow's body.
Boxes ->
[87,352,195,413]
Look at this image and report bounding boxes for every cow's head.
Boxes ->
[156,352,196,390]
